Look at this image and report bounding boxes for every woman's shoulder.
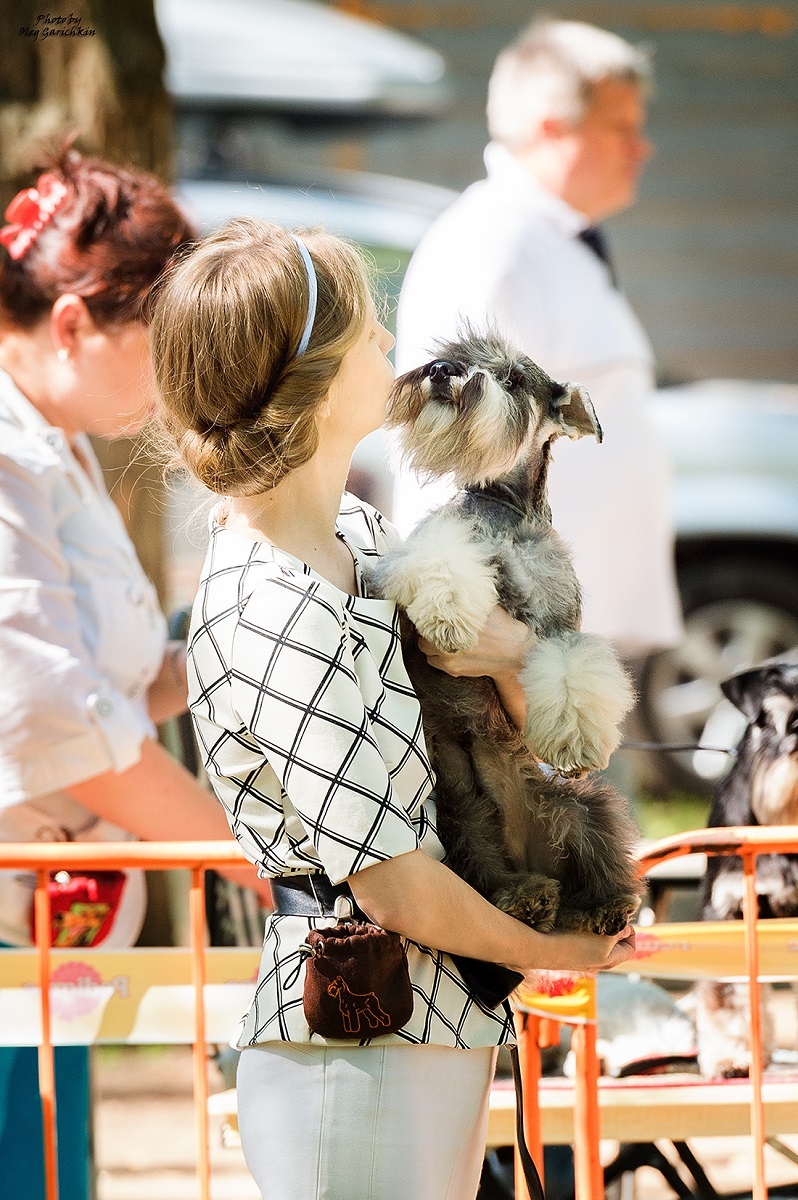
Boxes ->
[0,393,60,479]
[201,520,349,624]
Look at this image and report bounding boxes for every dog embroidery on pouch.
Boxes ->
[327,976,391,1034]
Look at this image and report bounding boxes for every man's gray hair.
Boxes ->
[487,19,651,149]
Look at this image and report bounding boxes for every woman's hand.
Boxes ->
[418,605,535,730]
[510,925,637,982]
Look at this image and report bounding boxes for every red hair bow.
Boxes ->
[0,173,69,261]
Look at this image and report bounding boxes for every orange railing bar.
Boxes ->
[639,825,798,867]
[0,840,248,1200]
[571,1019,602,1200]
[743,853,766,1200]
[513,977,601,1200]
[0,842,248,872]
[190,864,211,1200]
[639,825,798,1200]
[6,828,798,1200]
[33,868,58,1200]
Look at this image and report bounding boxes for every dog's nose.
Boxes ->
[428,361,456,383]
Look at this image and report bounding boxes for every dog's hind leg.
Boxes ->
[528,775,641,935]
[491,873,561,930]
[432,734,561,931]
[520,632,635,774]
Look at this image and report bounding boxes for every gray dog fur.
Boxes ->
[367,330,641,934]
[694,655,798,1077]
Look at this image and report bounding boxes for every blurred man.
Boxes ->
[394,19,682,662]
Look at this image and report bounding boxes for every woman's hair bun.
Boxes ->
[152,218,373,496]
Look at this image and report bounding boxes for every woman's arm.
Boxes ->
[65,737,272,901]
[418,605,534,730]
[349,849,635,983]
[147,641,189,725]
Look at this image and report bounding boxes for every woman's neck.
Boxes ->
[0,330,78,440]
[225,453,358,594]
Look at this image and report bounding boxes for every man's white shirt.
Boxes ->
[393,142,683,658]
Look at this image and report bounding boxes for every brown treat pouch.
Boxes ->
[300,900,413,1039]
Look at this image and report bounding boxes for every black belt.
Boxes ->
[270,873,368,920]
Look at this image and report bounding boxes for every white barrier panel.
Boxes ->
[0,947,260,1045]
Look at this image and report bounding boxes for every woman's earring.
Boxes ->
[57,348,69,363]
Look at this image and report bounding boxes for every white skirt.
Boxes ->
[236,1042,497,1200]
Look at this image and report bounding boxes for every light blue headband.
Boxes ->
[292,234,317,358]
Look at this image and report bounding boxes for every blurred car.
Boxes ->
[640,379,798,790]
[179,173,798,793]
[157,0,448,118]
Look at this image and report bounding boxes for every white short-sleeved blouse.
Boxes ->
[188,495,514,1048]
[0,369,166,946]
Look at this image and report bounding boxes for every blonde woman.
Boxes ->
[152,218,635,1200]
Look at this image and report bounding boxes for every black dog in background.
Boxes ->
[695,654,798,1078]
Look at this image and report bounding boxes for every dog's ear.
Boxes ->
[720,666,778,722]
[552,384,603,443]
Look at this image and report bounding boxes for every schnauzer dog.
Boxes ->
[367,330,641,935]
[695,655,798,1078]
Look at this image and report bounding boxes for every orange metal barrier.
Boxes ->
[0,840,249,1200]
[2,827,798,1200]
[510,825,798,1200]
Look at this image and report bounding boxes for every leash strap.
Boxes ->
[505,1001,546,1200]
[619,739,736,755]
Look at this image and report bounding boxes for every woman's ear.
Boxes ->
[50,294,93,361]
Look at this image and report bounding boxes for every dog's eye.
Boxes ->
[505,366,526,391]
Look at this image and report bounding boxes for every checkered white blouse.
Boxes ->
[188,494,513,1048]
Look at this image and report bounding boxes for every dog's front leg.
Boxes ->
[369,511,499,652]
[519,632,635,774]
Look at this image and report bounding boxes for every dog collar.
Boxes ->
[461,490,528,522]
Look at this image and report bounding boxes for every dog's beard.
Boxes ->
[390,369,530,487]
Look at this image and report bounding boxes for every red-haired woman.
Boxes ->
[0,150,266,1200]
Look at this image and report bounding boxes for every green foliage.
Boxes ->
[637,790,712,840]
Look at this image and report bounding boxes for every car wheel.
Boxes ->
[638,556,798,794]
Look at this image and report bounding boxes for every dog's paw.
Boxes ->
[405,567,498,653]
[492,874,561,932]
[406,599,482,652]
[698,1049,751,1080]
[521,634,635,772]
[586,897,639,936]
[381,511,499,651]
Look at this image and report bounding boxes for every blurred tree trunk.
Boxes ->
[0,0,173,601]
